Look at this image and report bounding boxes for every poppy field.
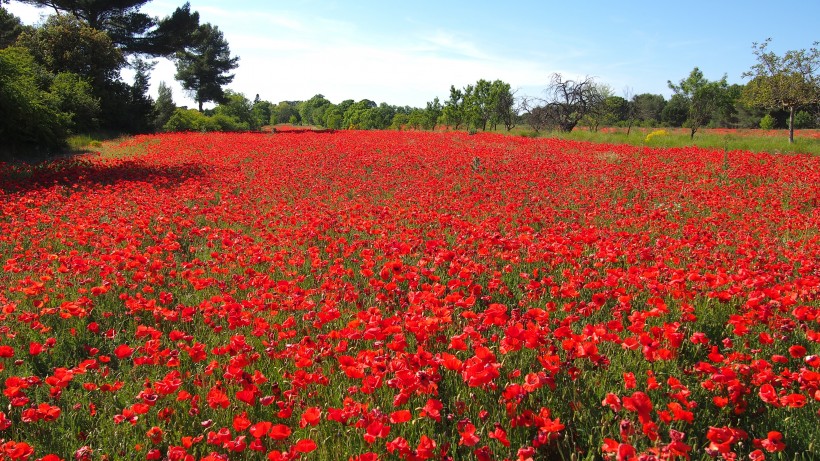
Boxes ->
[0,131,818,461]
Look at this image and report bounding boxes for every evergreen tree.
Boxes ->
[127,57,154,132]
[12,0,200,57]
[153,81,175,131]
[174,23,238,112]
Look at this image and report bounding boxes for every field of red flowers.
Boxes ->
[0,131,818,461]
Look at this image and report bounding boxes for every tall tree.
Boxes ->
[12,0,200,57]
[489,79,516,131]
[16,14,124,88]
[441,85,465,130]
[153,81,175,131]
[668,67,729,139]
[175,23,238,112]
[298,94,331,127]
[127,57,154,132]
[631,93,666,126]
[423,97,442,130]
[0,46,69,150]
[742,38,820,143]
[1,6,27,48]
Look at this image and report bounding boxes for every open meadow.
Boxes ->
[0,131,818,460]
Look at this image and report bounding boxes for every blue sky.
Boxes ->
[7,1,820,108]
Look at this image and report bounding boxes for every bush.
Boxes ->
[0,46,66,151]
[163,108,248,132]
[644,129,668,143]
[759,114,775,130]
[793,111,815,129]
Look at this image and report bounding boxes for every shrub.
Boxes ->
[644,129,668,143]
[759,114,775,130]
[793,111,815,129]
[0,46,66,151]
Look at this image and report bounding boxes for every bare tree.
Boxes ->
[521,73,605,132]
[622,86,635,135]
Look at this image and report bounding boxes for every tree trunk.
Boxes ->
[198,100,203,112]
[788,106,795,144]
[690,126,696,139]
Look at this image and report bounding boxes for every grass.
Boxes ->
[497,126,820,155]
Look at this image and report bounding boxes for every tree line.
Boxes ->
[2,0,819,156]
[1,0,238,153]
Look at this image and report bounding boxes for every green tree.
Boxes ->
[49,71,100,133]
[668,67,729,138]
[213,90,254,130]
[1,6,27,48]
[13,0,200,57]
[631,93,666,126]
[298,94,331,127]
[127,57,154,132]
[742,38,820,143]
[0,46,66,151]
[423,97,442,130]
[441,85,465,129]
[153,81,175,131]
[324,105,343,129]
[489,80,516,131]
[270,101,300,125]
[660,93,688,127]
[580,84,614,131]
[251,94,272,130]
[175,23,238,112]
[16,14,124,89]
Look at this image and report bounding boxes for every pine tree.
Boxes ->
[174,23,238,112]
[153,81,175,131]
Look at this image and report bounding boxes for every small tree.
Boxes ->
[441,85,464,130]
[742,38,820,143]
[153,81,175,131]
[668,67,729,139]
[174,23,238,111]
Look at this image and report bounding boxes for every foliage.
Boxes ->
[323,105,344,130]
[631,93,666,126]
[125,57,155,133]
[793,110,816,129]
[174,22,238,111]
[49,71,100,133]
[298,94,332,127]
[213,90,256,130]
[270,101,301,125]
[424,97,442,130]
[153,81,175,131]
[0,46,66,150]
[16,14,124,88]
[759,114,775,130]
[742,38,820,143]
[13,0,200,57]
[251,95,273,129]
[441,85,465,130]
[0,5,27,48]
[163,107,207,131]
[668,67,730,138]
